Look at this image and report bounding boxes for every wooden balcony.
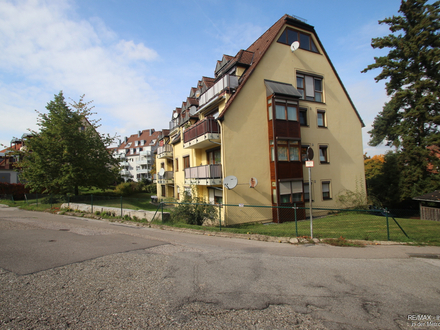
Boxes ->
[184,164,222,185]
[183,118,220,149]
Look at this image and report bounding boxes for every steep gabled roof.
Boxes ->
[218,14,364,127]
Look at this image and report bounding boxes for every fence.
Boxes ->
[0,193,159,216]
[159,201,431,243]
[2,194,437,243]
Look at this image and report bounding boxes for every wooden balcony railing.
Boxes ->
[183,118,220,144]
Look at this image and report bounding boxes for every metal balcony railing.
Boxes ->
[184,164,222,180]
[157,145,173,155]
[183,118,220,144]
[198,74,238,107]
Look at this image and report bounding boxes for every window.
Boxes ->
[297,74,323,102]
[277,28,318,53]
[301,145,310,162]
[209,188,223,205]
[275,101,298,121]
[319,146,329,164]
[304,182,311,202]
[317,110,326,127]
[183,156,190,169]
[175,158,179,172]
[270,140,275,161]
[207,148,221,164]
[322,181,331,200]
[161,185,166,197]
[279,180,303,204]
[299,108,308,126]
[267,101,273,120]
[277,140,300,161]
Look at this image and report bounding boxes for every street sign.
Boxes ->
[305,160,314,168]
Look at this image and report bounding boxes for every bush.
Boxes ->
[114,182,141,196]
[144,184,157,194]
[0,182,30,200]
[171,190,217,226]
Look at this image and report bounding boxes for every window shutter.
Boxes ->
[305,76,314,98]
[279,181,291,195]
[291,181,302,194]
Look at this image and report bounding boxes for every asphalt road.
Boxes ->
[1,205,440,330]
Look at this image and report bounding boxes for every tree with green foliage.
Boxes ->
[16,91,119,195]
[362,0,440,201]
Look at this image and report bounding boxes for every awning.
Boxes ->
[265,79,302,98]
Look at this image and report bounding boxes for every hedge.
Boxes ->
[0,182,30,200]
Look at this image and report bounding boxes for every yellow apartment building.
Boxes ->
[155,14,365,224]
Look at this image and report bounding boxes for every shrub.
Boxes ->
[171,189,217,226]
[0,182,30,200]
[144,184,157,194]
[114,182,140,196]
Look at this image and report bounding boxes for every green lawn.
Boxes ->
[163,211,440,245]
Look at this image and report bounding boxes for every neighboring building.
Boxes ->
[413,190,440,221]
[156,14,365,224]
[0,135,31,183]
[113,129,168,182]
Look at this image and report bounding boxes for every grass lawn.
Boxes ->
[163,211,440,245]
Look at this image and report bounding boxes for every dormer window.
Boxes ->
[277,28,318,53]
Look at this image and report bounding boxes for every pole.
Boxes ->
[219,203,222,231]
[294,203,298,237]
[386,208,390,241]
[309,167,313,239]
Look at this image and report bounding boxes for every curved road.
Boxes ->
[1,206,440,329]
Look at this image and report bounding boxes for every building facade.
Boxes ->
[156,15,366,224]
[0,135,31,184]
[113,129,168,182]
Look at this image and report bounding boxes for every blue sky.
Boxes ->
[1,0,402,155]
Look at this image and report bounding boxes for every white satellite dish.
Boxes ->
[290,41,300,52]
[173,112,178,119]
[158,168,165,177]
[223,176,238,190]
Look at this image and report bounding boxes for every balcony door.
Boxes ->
[207,148,221,165]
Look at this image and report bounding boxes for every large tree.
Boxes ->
[17,91,119,195]
[362,0,440,200]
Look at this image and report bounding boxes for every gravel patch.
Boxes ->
[0,250,327,329]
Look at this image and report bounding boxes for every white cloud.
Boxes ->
[0,0,170,149]
[116,40,158,61]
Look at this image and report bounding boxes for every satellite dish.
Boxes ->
[290,41,300,52]
[173,112,178,119]
[158,168,165,177]
[223,176,238,190]
[249,177,258,188]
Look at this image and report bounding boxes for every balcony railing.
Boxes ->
[157,171,174,184]
[157,144,173,159]
[183,117,219,143]
[184,164,222,185]
[198,74,238,108]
